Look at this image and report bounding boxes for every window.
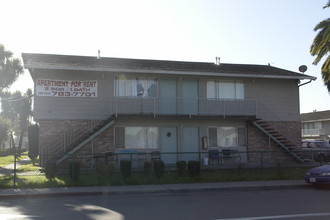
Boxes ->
[116,77,157,97]
[208,126,246,148]
[303,122,323,130]
[115,127,158,149]
[207,80,244,99]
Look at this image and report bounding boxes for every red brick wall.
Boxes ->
[38,120,114,167]
[247,120,301,164]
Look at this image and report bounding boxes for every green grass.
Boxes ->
[0,152,29,167]
[17,164,40,172]
[0,155,15,166]
[0,166,311,189]
[0,153,313,189]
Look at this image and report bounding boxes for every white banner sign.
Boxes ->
[36,79,98,97]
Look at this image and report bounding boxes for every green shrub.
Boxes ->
[108,163,116,177]
[144,161,152,176]
[188,160,200,177]
[69,161,81,182]
[27,124,39,163]
[153,160,165,178]
[45,161,57,181]
[95,160,106,181]
[176,160,187,175]
[120,160,132,178]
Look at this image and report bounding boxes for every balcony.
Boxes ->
[113,97,258,118]
[302,128,324,137]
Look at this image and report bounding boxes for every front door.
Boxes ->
[160,127,177,164]
[182,80,198,115]
[159,79,177,114]
[181,127,199,161]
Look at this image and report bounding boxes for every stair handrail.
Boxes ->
[256,101,282,122]
[45,112,114,158]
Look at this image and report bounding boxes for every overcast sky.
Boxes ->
[1,0,330,113]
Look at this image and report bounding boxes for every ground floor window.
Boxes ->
[208,126,246,148]
[115,127,158,149]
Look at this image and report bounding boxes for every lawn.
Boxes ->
[0,154,313,189]
[0,153,28,167]
[0,166,311,189]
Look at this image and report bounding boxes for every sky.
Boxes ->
[1,0,330,113]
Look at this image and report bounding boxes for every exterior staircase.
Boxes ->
[253,119,305,164]
[44,115,115,167]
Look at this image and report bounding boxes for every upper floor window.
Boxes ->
[207,80,244,100]
[115,77,157,97]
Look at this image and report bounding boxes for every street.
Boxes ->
[1,187,330,220]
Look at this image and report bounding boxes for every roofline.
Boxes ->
[301,118,330,123]
[24,63,317,80]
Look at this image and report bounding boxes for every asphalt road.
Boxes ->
[1,187,330,220]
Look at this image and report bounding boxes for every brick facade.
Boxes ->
[247,120,302,164]
[38,119,302,167]
[38,120,114,167]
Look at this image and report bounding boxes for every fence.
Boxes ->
[0,150,324,188]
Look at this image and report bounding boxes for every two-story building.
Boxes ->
[301,110,330,141]
[22,53,316,168]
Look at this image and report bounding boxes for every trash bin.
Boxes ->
[203,157,209,165]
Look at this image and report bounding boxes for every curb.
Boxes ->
[0,181,309,199]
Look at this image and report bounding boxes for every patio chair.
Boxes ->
[208,150,220,164]
[221,149,241,163]
[151,151,161,164]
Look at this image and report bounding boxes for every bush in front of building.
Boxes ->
[144,161,152,176]
[188,160,200,177]
[176,160,187,175]
[120,160,132,178]
[27,124,39,164]
[69,161,81,182]
[153,159,165,178]
[108,163,116,177]
[95,160,106,181]
[45,161,57,181]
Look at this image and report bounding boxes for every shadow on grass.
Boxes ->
[0,166,311,189]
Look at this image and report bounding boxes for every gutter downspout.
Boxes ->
[298,79,314,87]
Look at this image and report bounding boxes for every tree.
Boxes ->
[0,117,10,150]
[17,89,33,153]
[310,1,330,91]
[0,89,33,153]
[0,44,24,93]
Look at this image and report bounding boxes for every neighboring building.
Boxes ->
[22,53,316,168]
[301,110,330,140]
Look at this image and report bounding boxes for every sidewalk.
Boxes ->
[0,180,309,199]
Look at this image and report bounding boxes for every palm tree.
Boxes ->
[0,44,24,93]
[16,89,33,154]
[310,17,330,91]
[311,2,330,91]
[0,89,33,154]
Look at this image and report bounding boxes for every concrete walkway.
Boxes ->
[0,180,309,199]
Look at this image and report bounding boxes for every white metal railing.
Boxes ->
[42,97,287,166]
[113,97,258,118]
[302,128,322,137]
[41,113,114,167]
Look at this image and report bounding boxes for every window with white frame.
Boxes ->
[115,127,158,149]
[208,126,246,148]
[302,122,323,130]
[115,77,157,97]
[207,80,244,99]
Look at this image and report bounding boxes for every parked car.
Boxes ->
[302,140,330,162]
[304,165,330,185]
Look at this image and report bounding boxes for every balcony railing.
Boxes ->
[114,97,258,118]
[302,128,323,137]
